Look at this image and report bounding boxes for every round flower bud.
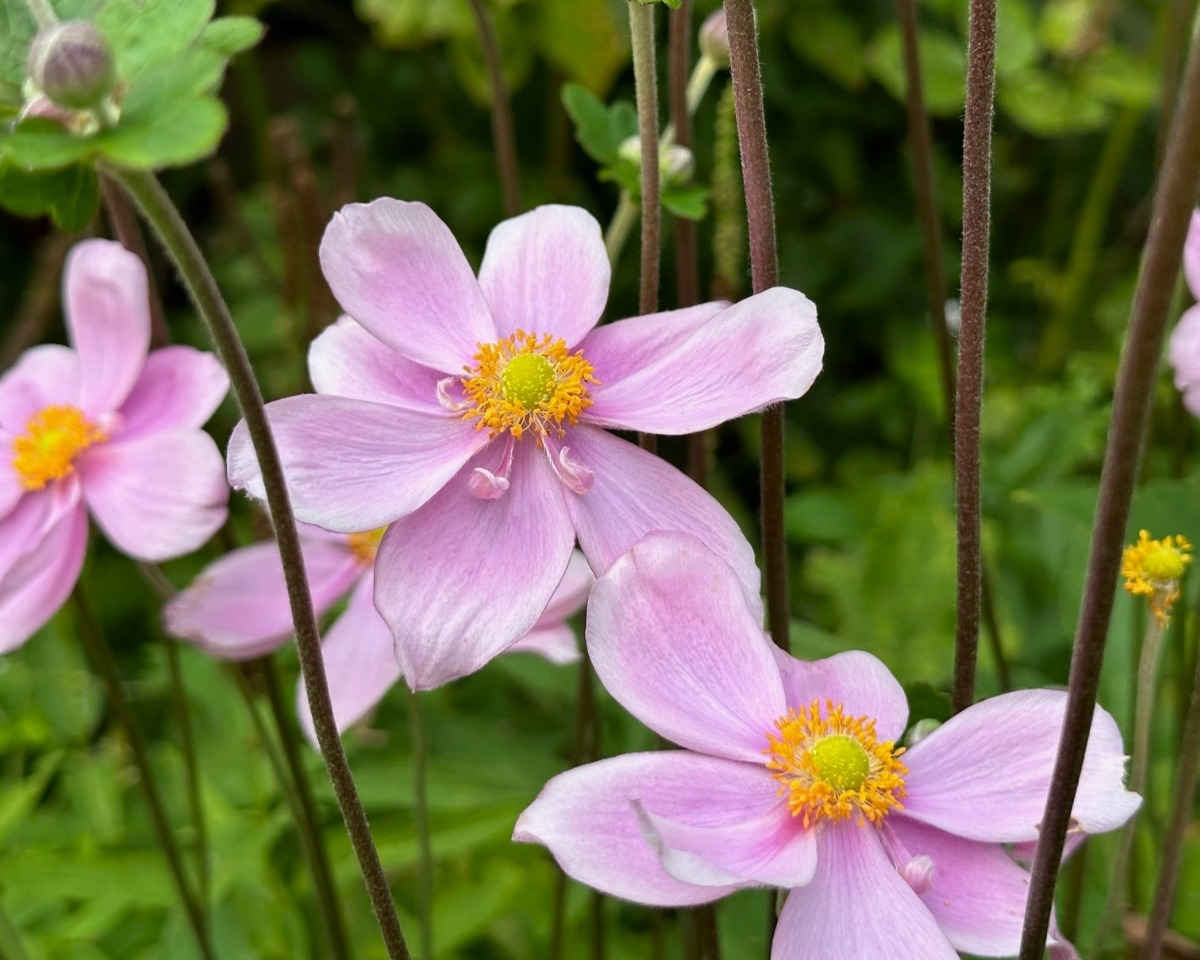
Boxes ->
[699,10,730,68]
[618,135,643,169]
[661,144,695,185]
[27,21,116,111]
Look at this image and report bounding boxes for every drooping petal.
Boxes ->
[63,240,151,415]
[165,536,361,660]
[888,816,1057,957]
[505,624,580,664]
[477,206,610,346]
[534,549,592,624]
[581,288,823,435]
[227,395,488,533]
[515,751,772,906]
[1168,304,1200,415]
[586,531,785,762]
[0,482,80,584]
[1185,209,1200,299]
[0,344,82,432]
[566,426,762,617]
[0,503,87,654]
[79,431,228,562]
[308,316,447,413]
[319,199,495,373]
[117,347,229,440]
[902,689,1141,842]
[771,824,959,960]
[771,649,909,742]
[373,442,575,690]
[297,571,400,745]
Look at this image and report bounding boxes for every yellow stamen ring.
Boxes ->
[11,405,107,490]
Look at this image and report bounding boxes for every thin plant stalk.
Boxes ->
[723,0,789,658]
[261,658,352,960]
[1140,645,1200,960]
[163,639,209,905]
[605,191,640,265]
[1017,28,1200,959]
[953,0,996,716]
[629,0,661,320]
[0,897,32,960]
[1090,613,1167,956]
[99,174,170,347]
[71,588,215,960]
[466,0,521,217]
[103,164,412,960]
[407,690,435,960]
[697,901,721,960]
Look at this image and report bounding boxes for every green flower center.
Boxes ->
[806,734,871,792]
[500,352,556,409]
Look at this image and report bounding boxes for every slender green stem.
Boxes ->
[605,191,640,266]
[1018,26,1200,959]
[0,895,33,960]
[71,589,215,960]
[1141,645,1200,960]
[1090,614,1165,956]
[22,0,56,27]
[466,0,521,217]
[723,0,789,663]
[407,691,434,960]
[163,639,209,906]
[103,164,411,960]
[953,0,996,716]
[629,0,661,320]
[262,658,352,960]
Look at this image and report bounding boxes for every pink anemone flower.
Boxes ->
[1169,210,1200,415]
[0,240,229,652]
[227,200,823,689]
[165,521,592,744]
[515,533,1140,959]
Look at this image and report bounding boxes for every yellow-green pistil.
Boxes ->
[501,352,556,408]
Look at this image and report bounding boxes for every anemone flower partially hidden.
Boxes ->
[165,522,592,743]
[1168,210,1200,415]
[227,199,823,689]
[0,240,229,651]
[514,533,1140,959]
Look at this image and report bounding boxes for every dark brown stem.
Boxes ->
[952,0,996,715]
[630,1,662,318]
[100,174,170,347]
[328,95,362,211]
[724,0,788,660]
[1017,27,1200,960]
[466,0,522,217]
[1,232,73,369]
[697,901,721,960]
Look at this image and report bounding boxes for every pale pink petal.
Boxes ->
[581,288,822,434]
[297,571,400,745]
[586,531,785,763]
[0,481,81,583]
[772,825,959,960]
[0,344,82,431]
[165,538,361,660]
[534,550,592,625]
[374,442,575,690]
[1185,210,1200,299]
[79,431,227,562]
[565,425,762,618]
[319,199,495,373]
[892,816,1061,955]
[505,624,580,664]
[63,240,151,415]
[575,302,727,384]
[227,395,488,533]
[117,347,229,440]
[1168,304,1200,415]
[771,649,909,742]
[477,206,610,345]
[514,751,764,906]
[0,446,22,517]
[308,316,446,413]
[902,689,1141,842]
[0,503,87,653]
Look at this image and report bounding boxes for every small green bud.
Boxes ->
[699,10,730,68]
[27,21,116,111]
[660,144,694,185]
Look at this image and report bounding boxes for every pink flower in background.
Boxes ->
[165,521,592,743]
[0,240,229,652]
[1168,210,1200,415]
[514,533,1140,959]
[227,199,824,690]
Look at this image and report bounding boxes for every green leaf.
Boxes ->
[661,183,709,220]
[199,16,265,57]
[867,24,965,117]
[0,0,36,112]
[0,162,98,229]
[561,82,618,164]
[536,0,628,94]
[93,0,214,83]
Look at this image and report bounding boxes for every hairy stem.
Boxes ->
[104,165,411,960]
[1017,27,1200,959]
[605,191,640,267]
[630,0,662,320]
[466,0,522,217]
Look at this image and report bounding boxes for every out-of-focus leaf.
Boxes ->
[561,83,636,166]
[867,25,965,117]
[0,752,62,846]
[0,162,98,229]
[199,16,265,57]
[0,0,36,112]
[998,69,1109,136]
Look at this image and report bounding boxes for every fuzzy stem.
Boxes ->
[605,190,640,266]
[724,0,789,661]
[466,0,522,217]
[71,589,214,960]
[1089,613,1166,956]
[1017,28,1200,960]
[103,165,411,960]
[1140,646,1200,960]
[407,690,435,960]
[952,0,996,716]
[630,0,661,319]
[262,658,352,960]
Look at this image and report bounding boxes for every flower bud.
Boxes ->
[660,144,694,185]
[27,21,116,111]
[699,10,730,68]
[618,135,643,169]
